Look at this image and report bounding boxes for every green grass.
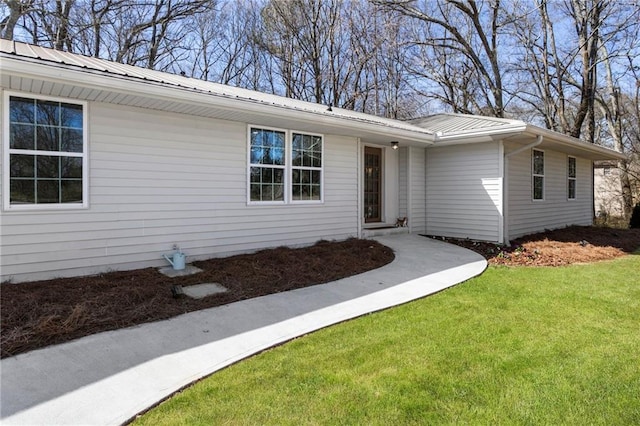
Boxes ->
[134,256,640,425]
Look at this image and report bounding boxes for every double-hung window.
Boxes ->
[248,126,323,203]
[567,156,577,200]
[291,133,322,201]
[532,149,544,200]
[249,128,286,202]
[4,93,87,210]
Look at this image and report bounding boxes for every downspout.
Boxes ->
[407,146,413,233]
[503,135,543,245]
[591,161,595,223]
[357,137,362,239]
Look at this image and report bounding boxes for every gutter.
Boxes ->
[523,126,626,160]
[432,125,528,143]
[502,136,543,245]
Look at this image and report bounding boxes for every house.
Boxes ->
[0,41,625,283]
[409,115,625,242]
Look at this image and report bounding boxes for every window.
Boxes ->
[248,127,323,203]
[532,149,544,200]
[567,156,577,200]
[291,133,322,201]
[4,93,87,209]
[249,128,286,202]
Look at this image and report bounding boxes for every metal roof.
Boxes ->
[409,113,625,161]
[410,113,524,135]
[0,40,626,160]
[0,40,433,139]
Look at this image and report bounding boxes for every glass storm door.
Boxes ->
[364,146,382,223]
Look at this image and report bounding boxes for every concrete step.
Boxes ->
[362,226,410,238]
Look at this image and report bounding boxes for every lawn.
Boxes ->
[133,254,640,425]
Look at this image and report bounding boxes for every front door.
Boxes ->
[364,146,382,223]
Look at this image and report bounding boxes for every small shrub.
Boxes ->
[630,204,640,229]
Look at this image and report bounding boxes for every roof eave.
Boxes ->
[0,54,436,145]
[523,125,626,161]
[432,125,528,145]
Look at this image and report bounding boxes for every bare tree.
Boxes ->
[3,0,75,48]
[107,1,210,69]
[377,0,506,117]
[258,0,340,103]
[0,0,34,40]
[567,0,603,141]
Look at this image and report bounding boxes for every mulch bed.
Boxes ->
[430,226,640,267]
[0,239,394,359]
[3,226,638,359]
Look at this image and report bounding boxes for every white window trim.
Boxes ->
[246,125,288,205]
[567,155,577,200]
[2,91,89,211]
[247,125,324,205]
[532,148,545,201]
[290,130,324,205]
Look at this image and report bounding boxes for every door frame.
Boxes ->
[364,146,383,223]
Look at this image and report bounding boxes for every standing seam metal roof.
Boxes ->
[0,39,434,136]
[410,113,525,134]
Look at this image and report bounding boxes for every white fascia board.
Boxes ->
[431,126,528,145]
[523,125,626,160]
[1,56,436,145]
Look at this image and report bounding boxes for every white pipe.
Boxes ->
[503,135,543,245]
[357,138,362,239]
[505,135,543,158]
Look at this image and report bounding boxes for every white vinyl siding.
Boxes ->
[0,102,358,282]
[507,144,592,239]
[398,147,408,218]
[426,142,502,242]
[409,146,426,233]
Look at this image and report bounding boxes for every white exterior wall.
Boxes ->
[408,146,426,234]
[384,147,399,224]
[398,147,408,218]
[425,142,503,242]
[0,102,359,282]
[507,144,593,239]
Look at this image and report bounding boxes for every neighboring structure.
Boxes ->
[594,161,640,219]
[594,161,624,217]
[0,41,625,283]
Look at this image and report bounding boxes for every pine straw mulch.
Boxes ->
[430,225,640,267]
[0,239,394,359]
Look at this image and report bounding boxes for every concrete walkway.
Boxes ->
[0,234,486,425]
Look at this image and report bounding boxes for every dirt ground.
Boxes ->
[2,226,638,359]
[0,239,394,358]
[433,225,640,266]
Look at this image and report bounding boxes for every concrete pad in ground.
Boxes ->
[158,265,202,277]
[182,283,228,299]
